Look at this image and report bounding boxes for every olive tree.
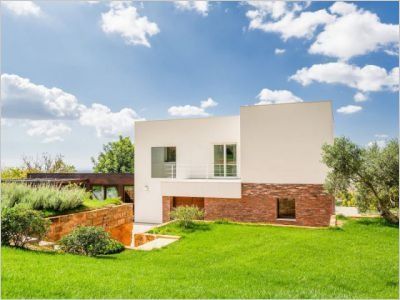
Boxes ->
[322,137,398,224]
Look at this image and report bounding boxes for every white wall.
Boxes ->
[134,116,240,223]
[240,101,334,184]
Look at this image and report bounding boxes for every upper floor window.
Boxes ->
[151,147,176,178]
[214,144,237,177]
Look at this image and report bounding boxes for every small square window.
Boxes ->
[277,198,296,219]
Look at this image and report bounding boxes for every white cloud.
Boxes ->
[246,2,335,40]
[174,1,209,16]
[290,62,399,93]
[353,92,367,102]
[274,48,286,55]
[2,73,143,139]
[2,1,41,17]
[375,134,389,138]
[1,74,84,120]
[79,104,142,138]
[200,97,218,109]
[26,120,71,143]
[168,97,218,117]
[101,2,160,47]
[337,105,362,114]
[255,88,303,105]
[309,2,399,60]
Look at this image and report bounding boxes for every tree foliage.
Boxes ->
[1,153,75,180]
[322,137,399,224]
[92,136,134,173]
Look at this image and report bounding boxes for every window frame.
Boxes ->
[213,143,238,178]
[276,198,296,220]
[151,146,177,178]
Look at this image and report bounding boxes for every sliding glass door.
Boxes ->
[214,144,237,177]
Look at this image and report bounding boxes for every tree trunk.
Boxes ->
[380,208,399,225]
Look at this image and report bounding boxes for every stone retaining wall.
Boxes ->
[46,203,133,246]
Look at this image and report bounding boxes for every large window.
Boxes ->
[214,144,237,177]
[277,198,296,219]
[151,147,176,178]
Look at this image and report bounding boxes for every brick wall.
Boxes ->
[46,203,133,245]
[163,184,334,227]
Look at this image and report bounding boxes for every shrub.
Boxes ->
[1,183,87,212]
[170,206,204,228]
[59,226,124,256]
[1,207,50,248]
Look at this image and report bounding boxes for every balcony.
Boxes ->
[159,163,240,180]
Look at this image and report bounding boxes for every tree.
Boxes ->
[92,136,134,173]
[22,153,76,173]
[1,153,75,179]
[322,137,399,224]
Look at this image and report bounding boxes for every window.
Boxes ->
[151,147,176,178]
[92,186,105,201]
[214,144,237,177]
[106,186,118,199]
[277,198,296,219]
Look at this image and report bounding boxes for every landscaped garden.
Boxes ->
[2,217,398,299]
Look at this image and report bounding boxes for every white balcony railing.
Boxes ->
[160,163,240,179]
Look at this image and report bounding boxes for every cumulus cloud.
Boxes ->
[79,104,142,138]
[246,2,335,40]
[1,74,84,120]
[368,133,390,148]
[101,1,160,47]
[375,133,389,138]
[354,92,368,102]
[26,120,72,143]
[290,62,399,93]
[245,1,398,60]
[337,105,362,114]
[255,88,303,105]
[274,48,286,55]
[168,97,218,117]
[1,73,143,139]
[174,1,209,16]
[2,1,41,17]
[309,2,399,60]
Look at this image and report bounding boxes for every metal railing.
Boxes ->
[158,163,240,179]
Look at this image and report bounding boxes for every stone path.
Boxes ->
[135,237,178,251]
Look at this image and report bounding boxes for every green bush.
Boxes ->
[59,226,124,256]
[170,206,204,228]
[1,207,50,248]
[1,183,87,212]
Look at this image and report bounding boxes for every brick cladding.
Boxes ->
[163,184,334,227]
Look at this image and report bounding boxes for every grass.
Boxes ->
[42,197,122,217]
[2,218,398,299]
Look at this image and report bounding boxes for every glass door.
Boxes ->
[214,144,237,177]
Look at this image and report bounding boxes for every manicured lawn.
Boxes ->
[2,218,398,298]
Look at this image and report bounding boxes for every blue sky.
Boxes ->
[1,1,399,170]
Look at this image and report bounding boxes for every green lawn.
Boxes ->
[2,218,398,299]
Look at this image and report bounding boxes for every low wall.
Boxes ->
[46,203,133,246]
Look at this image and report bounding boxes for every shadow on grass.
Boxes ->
[355,217,398,228]
[181,222,211,233]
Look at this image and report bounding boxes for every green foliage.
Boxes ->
[170,206,204,228]
[82,197,122,210]
[322,137,399,224]
[338,191,357,207]
[1,167,28,180]
[59,226,124,256]
[1,183,87,212]
[92,136,134,173]
[1,207,50,248]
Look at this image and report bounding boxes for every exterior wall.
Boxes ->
[46,204,133,245]
[135,116,240,223]
[163,184,334,227]
[240,102,334,184]
[161,179,241,198]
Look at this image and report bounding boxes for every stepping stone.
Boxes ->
[135,238,177,251]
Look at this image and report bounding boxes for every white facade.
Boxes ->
[134,101,333,224]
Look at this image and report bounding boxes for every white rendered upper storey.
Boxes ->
[134,101,333,223]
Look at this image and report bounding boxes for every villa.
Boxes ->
[134,101,335,227]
